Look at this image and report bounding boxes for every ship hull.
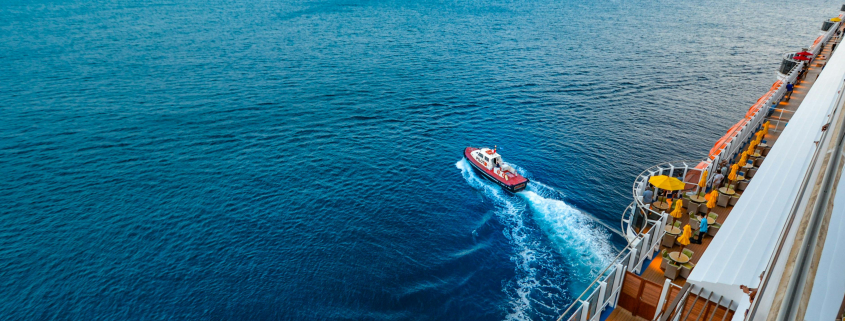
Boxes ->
[463,147,528,193]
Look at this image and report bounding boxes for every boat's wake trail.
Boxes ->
[456,159,614,321]
[520,186,615,287]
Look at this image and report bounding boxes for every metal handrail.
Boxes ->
[554,244,632,321]
[619,202,640,241]
[620,201,657,241]
[556,202,661,321]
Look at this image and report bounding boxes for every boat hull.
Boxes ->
[463,147,528,193]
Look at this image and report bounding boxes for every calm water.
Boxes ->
[0,0,838,319]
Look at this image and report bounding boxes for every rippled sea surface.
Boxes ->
[0,0,839,319]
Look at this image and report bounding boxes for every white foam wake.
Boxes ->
[456,159,615,320]
[456,159,542,321]
[519,189,614,288]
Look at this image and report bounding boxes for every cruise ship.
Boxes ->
[554,5,845,321]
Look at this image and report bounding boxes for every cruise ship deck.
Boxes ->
[605,37,836,321]
[633,24,838,293]
[554,6,845,321]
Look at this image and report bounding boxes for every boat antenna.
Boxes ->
[494,145,497,153]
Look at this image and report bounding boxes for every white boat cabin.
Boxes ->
[471,148,517,179]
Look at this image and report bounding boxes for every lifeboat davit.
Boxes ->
[463,146,529,193]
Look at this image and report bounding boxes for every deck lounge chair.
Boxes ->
[698,203,708,214]
[717,194,730,207]
[730,195,740,206]
[664,262,680,280]
[662,233,675,247]
[680,262,695,279]
[689,217,700,232]
[708,223,721,236]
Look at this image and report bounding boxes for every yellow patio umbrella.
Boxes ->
[677,224,692,252]
[669,199,684,224]
[747,141,758,155]
[762,121,770,135]
[696,170,708,197]
[706,190,719,212]
[739,151,749,166]
[728,164,739,188]
[832,17,842,22]
[649,175,686,190]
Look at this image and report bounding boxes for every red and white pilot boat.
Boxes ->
[463,146,529,192]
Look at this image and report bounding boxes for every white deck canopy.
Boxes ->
[688,45,845,305]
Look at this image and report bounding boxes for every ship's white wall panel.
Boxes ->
[804,175,845,321]
[687,43,845,304]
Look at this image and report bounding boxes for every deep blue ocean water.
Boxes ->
[0,0,840,319]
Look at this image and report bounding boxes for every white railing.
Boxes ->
[811,21,840,56]
[708,63,799,175]
[655,283,739,321]
[556,202,667,321]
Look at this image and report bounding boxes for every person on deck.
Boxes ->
[712,172,725,189]
[785,82,794,101]
[642,188,653,209]
[694,212,708,244]
[740,285,758,302]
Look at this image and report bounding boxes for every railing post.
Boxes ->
[654,279,672,320]
[627,239,640,272]
[580,300,589,321]
[611,263,624,308]
[652,214,665,253]
[597,281,607,314]
[641,226,652,260]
